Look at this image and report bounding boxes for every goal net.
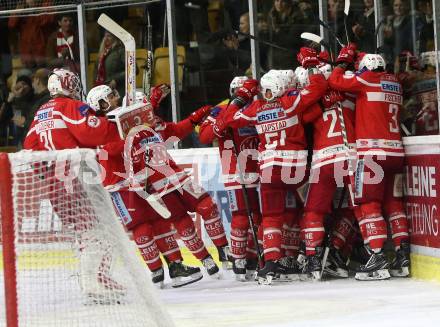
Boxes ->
[0,149,174,327]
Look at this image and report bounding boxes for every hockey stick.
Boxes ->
[300,32,335,63]
[98,13,136,106]
[142,8,154,99]
[343,0,351,44]
[317,19,345,47]
[98,14,171,219]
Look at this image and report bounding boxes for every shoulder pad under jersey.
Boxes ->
[78,104,90,116]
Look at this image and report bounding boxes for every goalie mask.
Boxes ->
[87,85,119,113]
[260,72,285,101]
[358,54,386,72]
[229,76,249,97]
[48,68,82,100]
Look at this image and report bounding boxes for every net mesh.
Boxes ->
[0,149,174,327]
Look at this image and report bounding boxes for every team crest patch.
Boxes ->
[87,115,101,128]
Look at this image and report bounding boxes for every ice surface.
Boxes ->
[159,270,440,327]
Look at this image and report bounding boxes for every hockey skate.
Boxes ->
[233,258,247,281]
[390,241,410,277]
[202,255,220,278]
[355,247,390,281]
[302,252,323,281]
[217,246,232,270]
[245,258,258,281]
[276,256,300,282]
[257,260,278,285]
[324,247,349,278]
[151,267,165,288]
[169,261,203,288]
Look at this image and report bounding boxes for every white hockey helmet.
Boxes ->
[318,63,332,80]
[358,54,386,71]
[86,85,115,112]
[48,68,82,100]
[122,91,149,106]
[229,76,249,97]
[260,72,285,101]
[279,70,296,89]
[295,66,309,89]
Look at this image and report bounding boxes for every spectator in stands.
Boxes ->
[383,0,415,66]
[417,0,434,52]
[1,75,34,147]
[46,14,79,71]
[0,17,12,81]
[8,0,56,69]
[223,12,251,74]
[0,78,13,146]
[94,31,126,100]
[352,0,376,53]
[328,0,347,50]
[267,0,309,69]
[27,68,50,131]
[224,0,249,31]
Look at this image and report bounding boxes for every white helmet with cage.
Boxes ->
[86,85,114,112]
[229,76,249,97]
[295,66,309,89]
[318,63,332,80]
[358,54,386,71]
[260,71,285,101]
[278,70,296,90]
[48,68,82,100]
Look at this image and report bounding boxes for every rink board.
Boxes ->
[404,135,440,282]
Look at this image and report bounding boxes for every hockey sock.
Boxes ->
[331,208,356,250]
[174,214,210,260]
[197,196,229,247]
[357,202,388,253]
[133,223,163,271]
[303,211,325,256]
[230,223,248,260]
[281,211,301,257]
[152,219,183,262]
[388,211,410,250]
[262,216,283,261]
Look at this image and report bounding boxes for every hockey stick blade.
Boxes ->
[98,14,134,45]
[301,32,322,44]
[344,0,350,15]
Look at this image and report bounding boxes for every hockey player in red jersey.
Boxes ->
[300,60,357,280]
[199,76,262,281]
[88,85,213,287]
[24,68,120,150]
[329,45,410,280]
[216,47,328,284]
[23,69,125,303]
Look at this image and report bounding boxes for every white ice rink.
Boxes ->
[160,271,440,327]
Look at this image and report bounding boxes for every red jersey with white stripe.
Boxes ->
[24,97,120,150]
[328,68,404,157]
[226,73,327,169]
[311,92,356,169]
[199,99,259,190]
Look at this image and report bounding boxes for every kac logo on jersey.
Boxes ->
[257,108,285,123]
[381,81,401,94]
[87,115,101,128]
[37,108,53,121]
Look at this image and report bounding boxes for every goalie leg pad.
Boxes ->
[173,214,210,260]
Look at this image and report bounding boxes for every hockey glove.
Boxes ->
[297,47,320,68]
[321,90,344,110]
[189,105,213,125]
[336,43,357,65]
[149,84,171,110]
[232,79,259,107]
